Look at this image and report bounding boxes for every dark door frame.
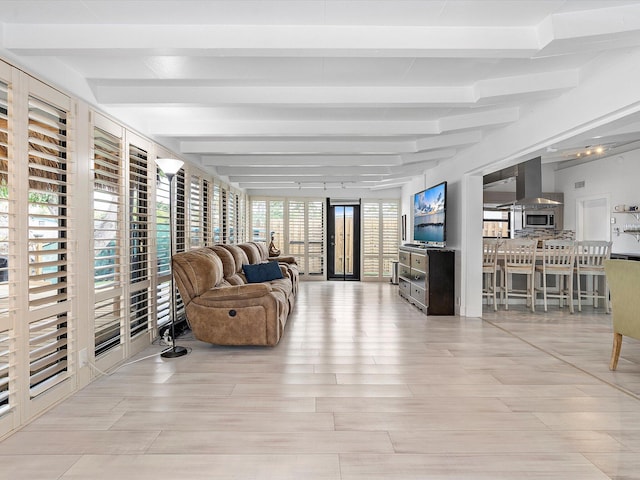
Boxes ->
[327,199,361,281]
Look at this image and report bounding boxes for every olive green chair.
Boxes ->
[604,259,640,370]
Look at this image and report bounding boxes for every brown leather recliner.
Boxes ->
[171,247,289,346]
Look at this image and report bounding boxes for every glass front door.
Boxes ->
[327,202,360,280]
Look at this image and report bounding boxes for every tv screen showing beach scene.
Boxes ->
[413,181,446,246]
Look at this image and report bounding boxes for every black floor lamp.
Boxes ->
[156,158,188,358]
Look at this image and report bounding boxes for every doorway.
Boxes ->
[577,195,610,241]
[327,201,361,280]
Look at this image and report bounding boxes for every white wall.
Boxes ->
[555,149,640,254]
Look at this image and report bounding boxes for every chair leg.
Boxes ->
[610,332,623,371]
[492,272,497,311]
[605,279,610,314]
[568,273,574,314]
[542,273,548,312]
[529,273,535,313]
[577,273,582,312]
[504,272,509,310]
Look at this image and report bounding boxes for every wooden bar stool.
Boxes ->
[575,240,612,312]
[502,239,537,312]
[535,239,576,313]
[482,239,502,311]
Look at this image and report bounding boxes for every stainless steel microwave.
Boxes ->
[524,212,555,228]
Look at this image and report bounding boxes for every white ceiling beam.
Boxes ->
[439,107,520,132]
[181,139,415,154]
[415,130,482,152]
[150,108,519,137]
[94,84,474,105]
[93,72,573,106]
[202,154,402,167]
[537,4,640,55]
[151,120,441,136]
[4,24,540,58]
[475,70,578,102]
[216,165,392,176]
[230,175,383,183]
[400,149,457,165]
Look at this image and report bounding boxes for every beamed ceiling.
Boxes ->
[2,0,640,193]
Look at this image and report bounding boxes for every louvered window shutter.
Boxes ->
[27,95,71,396]
[155,166,171,329]
[128,144,150,339]
[269,200,284,253]
[212,184,220,243]
[93,126,124,355]
[0,81,9,413]
[252,200,266,242]
[363,202,380,277]
[202,179,210,245]
[381,201,400,276]
[189,175,202,248]
[362,200,399,279]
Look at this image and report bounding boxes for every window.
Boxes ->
[155,169,171,329]
[221,187,228,243]
[252,200,267,242]
[128,143,150,339]
[202,179,210,245]
[0,81,8,318]
[27,94,70,396]
[175,170,186,253]
[0,81,9,415]
[362,200,399,279]
[189,174,202,247]
[228,190,236,244]
[307,200,324,275]
[212,183,220,243]
[93,127,122,291]
[483,210,510,238]
[93,125,124,356]
[287,199,324,276]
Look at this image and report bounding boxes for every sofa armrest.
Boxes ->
[198,283,273,302]
[269,255,297,265]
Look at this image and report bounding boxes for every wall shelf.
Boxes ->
[613,209,640,241]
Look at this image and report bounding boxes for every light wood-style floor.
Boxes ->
[2,281,640,479]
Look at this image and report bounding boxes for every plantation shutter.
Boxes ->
[212,183,220,243]
[93,126,124,355]
[237,193,246,242]
[362,202,380,278]
[287,199,324,276]
[252,200,266,242]
[307,200,324,275]
[382,201,400,277]
[228,190,236,244]
[288,201,306,273]
[269,200,284,252]
[221,187,228,243]
[155,167,171,329]
[361,200,400,280]
[175,170,186,253]
[128,144,150,339]
[27,94,70,396]
[0,81,9,413]
[189,174,202,248]
[202,179,210,245]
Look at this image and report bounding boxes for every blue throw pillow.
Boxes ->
[242,261,284,283]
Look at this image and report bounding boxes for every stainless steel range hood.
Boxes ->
[496,157,562,209]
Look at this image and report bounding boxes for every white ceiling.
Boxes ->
[2,0,640,192]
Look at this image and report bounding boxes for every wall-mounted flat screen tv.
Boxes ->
[413,181,447,247]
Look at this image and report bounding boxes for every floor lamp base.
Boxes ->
[161,345,188,358]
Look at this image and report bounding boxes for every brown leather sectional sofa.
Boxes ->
[171,242,299,346]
